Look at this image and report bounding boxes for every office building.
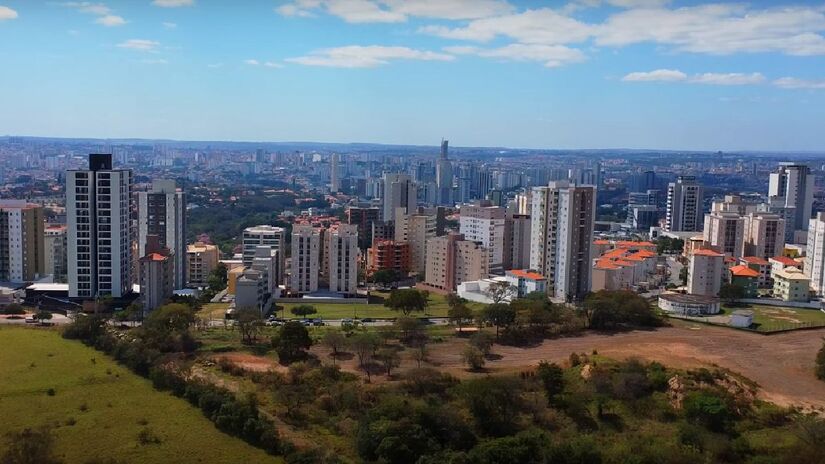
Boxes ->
[242,225,285,285]
[186,241,219,287]
[67,154,134,298]
[327,224,358,295]
[290,224,321,295]
[44,225,67,283]
[665,176,703,232]
[424,233,489,292]
[687,249,724,296]
[137,179,186,289]
[627,190,660,230]
[459,200,506,274]
[0,200,45,282]
[769,163,814,241]
[530,181,596,302]
[382,173,417,222]
[436,139,453,206]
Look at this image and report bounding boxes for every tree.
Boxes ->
[816,340,825,381]
[376,348,401,377]
[462,345,485,371]
[273,321,312,364]
[34,310,53,323]
[350,332,380,367]
[372,269,401,289]
[485,281,516,304]
[321,330,348,359]
[1,303,25,315]
[719,283,745,305]
[144,303,195,334]
[235,307,263,344]
[536,361,565,404]
[684,390,734,433]
[411,343,428,368]
[445,293,466,310]
[395,316,423,343]
[207,263,228,293]
[584,290,662,330]
[448,302,474,332]
[679,267,688,286]
[290,304,317,318]
[482,303,516,339]
[0,427,63,464]
[384,288,429,316]
[461,376,524,436]
[469,332,494,356]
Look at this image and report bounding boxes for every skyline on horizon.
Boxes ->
[1,0,825,151]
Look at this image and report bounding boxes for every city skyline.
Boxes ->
[1,0,825,151]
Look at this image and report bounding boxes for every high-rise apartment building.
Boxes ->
[327,224,358,295]
[529,182,595,302]
[242,225,285,285]
[0,200,45,282]
[186,241,219,287]
[394,210,435,276]
[139,235,173,314]
[137,179,186,289]
[665,176,704,232]
[346,206,380,250]
[367,240,411,275]
[424,233,489,291]
[382,173,417,222]
[330,153,341,193]
[67,154,134,298]
[743,212,785,259]
[289,224,321,295]
[703,211,745,257]
[688,249,724,296]
[504,213,531,270]
[805,212,825,295]
[769,163,814,242]
[459,200,506,274]
[44,224,67,283]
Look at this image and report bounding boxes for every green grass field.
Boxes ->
[0,327,280,464]
[720,304,825,331]
[276,291,484,319]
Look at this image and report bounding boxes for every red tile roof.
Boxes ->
[507,269,545,280]
[693,249,723,257]
[729,265,760,278]
[770,256,799,266]
[740,256,769,266]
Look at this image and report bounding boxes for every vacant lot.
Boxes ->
[276,291,483,319]
[0,327,279,464]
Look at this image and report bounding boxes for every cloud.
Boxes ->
[163,21,177,28]
[605,0,670,8]
[245,59,284,68]
[142,58,168,64]
[0,5,17,20]
[420,8,592,43]
[446,43,585,68]
[773,77,825,90]
[622,69,687,82]
[117,39,161,52]
[244,59,260,65]
[286,45,454,68]
[622,69,765,85]
[96,14,126,26]
[264,61,284,68]
[152,0,194,7]
[276,0,512,23]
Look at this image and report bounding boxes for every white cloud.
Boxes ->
[163,21,177,28]
[446,43,586,68]
[142,58,168,64]
[420,8,592,44]
[0,5,17,20]
[264,61,284,68]
[96,14,126,26]
[622,69,686,82]
[244,59,260,65]
[277,0,512,23]
[622,69,765,85]
[773,77,825,90]
[152,0,194,7]
[286,45,454,68]
[117,39,161,52]
[606,0,670,8]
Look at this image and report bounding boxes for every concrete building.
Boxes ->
[504,213,531,270]
[436,139,453,206]
[729,265,759,297]
[505,269,547,297]
[591,247,658,292]
[330,153,341,193]
[805,212,825,295]
[626,190,660,230]
[242,225,285,285]
[743,212,785,259]
[44,225,67,283]
[235,269,270,314]
[251,246,280,295]
[395,210,435,277]
[769,163,814,241]
[67,154,134,298]
[658,293,720,316]
[367,240,411,275]
[687,249,724,296]
[290,224,321,295]
[738,256,771,288]
[346,206,380,250]
[703,211,745,257]
[665,176,703,232]
[424,233,489,292]
[186,242,219,287]
[327,224,358,295]
[773,267,810,302]
[139,236,173,314]
[459,200,506,274]
[137,179,186,289]
[382,173,417,222]
[0,200,44,282]
[530,181,596,302]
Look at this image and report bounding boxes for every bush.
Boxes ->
[684,390,734,433]
[462,346,486,371]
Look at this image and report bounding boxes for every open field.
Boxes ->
[275,291,483,319]
[709,304,825,331]
[0,327,279,464]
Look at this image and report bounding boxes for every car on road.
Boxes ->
[24,316,36,324]
[312,319,325,326]
[361,318,374,323]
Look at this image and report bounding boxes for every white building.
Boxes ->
[665,176,703,232]
[242,225,285,285]
[290,224,321,295]
[805,212,825,295]
[460,200,506,274]
[327,224,358,295]
[769,163,814,242]
[382,173,417,222]
[137,179,186,289]
[330,153,341,193]
[530,181,595,302]
[67,154,134,298]
[743,212,785,259]
[687,249,724,296]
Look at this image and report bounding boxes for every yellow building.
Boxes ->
[772,266,810,302]
[186,242,220,287]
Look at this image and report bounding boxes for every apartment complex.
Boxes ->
[290,224,321,295]
[44,224,67,283]
[186,241,220,287]
[768,163,814,241]
[805,212,825,295]
[665,176,703,232]
[137,179,186,289]
[424,233,489,292]
[687,249,724,296]
[459,200,506,274]
[382,173,417,221]
[242,225,285,285]
[0,200,45,282]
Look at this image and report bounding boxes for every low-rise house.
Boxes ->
[738,256,771,288]
[772,266,810,302]
[729,265,759,297]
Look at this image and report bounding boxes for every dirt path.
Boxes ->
[426,322,825,409]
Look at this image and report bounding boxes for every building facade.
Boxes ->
[186,241,219,287]
[424,233,489,292]
[327,224,358,295]
[665,176,704,232]
[137,179,186,289]
[242,225,285,285]
[0,200,45,282]
[460,200,506,275]
[290,224,321,295]
[44,224,67,283]
[687,249,724,296]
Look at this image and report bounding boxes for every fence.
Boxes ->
[667,314,825,334]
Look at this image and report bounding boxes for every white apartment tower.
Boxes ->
[688,249,724,296]
[67,154,134,298]
[665,176,704,232]
[459,200,506,274]
[290,224,321,295]
[242,225,286,285]
[703,212,745,257]
[328,224,358,295]
[769,163,814,241]
[805,212,825,295]
[0,200,45,282]
[137,179,186,289]
[529,181,595,302]
[330,153,341,193]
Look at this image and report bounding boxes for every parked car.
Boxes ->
[24,316,36,324]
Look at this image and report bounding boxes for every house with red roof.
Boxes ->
[738,256,771,288]
[729,264,759,297]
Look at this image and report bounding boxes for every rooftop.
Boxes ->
[693,249,724,257]
[507,269,546,280]
[730,265,760,278]
[659,293,719,304]
[740,256,770,265]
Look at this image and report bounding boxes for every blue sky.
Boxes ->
[1,0,825,151]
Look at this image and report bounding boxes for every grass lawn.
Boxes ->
[0,327,280,464]
[201,301,231,319]
[720,304,825,330]
[276,291,484,320]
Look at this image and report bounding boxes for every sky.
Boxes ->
[1,0,825,151]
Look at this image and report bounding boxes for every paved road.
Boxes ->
[0,314,72,325]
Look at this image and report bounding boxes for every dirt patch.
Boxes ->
[212,352,287,373]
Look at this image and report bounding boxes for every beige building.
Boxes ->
[773,267,810,302]
[186,241,219,287]
[703,211,745,257]
[395,209,435,276]
[424,233,489,291]
[687,249,725,296]
[139,236,174,315]
[459,201,506,274]
[504,213,531,270]
[0,200,45,282]
[591,247,658,292]
[743,212,785,259]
